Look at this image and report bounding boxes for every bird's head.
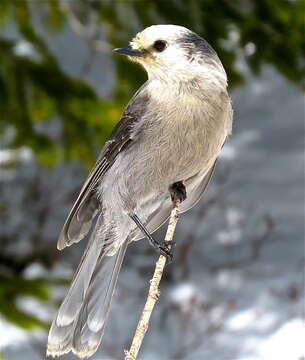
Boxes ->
[114,24,227,88]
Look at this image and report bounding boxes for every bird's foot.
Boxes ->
[129,213,174,263]
[169,181,187,204]
[149,236,174,263]
[158,240,176,263]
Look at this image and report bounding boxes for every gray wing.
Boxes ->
[180,159,217,213]
[131,159,218,241]
[57,83,150,250]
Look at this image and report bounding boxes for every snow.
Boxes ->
[257,319,304,360]
[0,318,28,349]
[14,40,36,58]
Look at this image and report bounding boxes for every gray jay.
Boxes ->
[47,24,233,358]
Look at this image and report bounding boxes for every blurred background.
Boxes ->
[0,1,304,359]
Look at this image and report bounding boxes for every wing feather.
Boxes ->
[58,83,150,250]
[130,158,218,242]
[180,159,217,213]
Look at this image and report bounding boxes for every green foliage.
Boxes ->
[0,274,49,329]
[0,274,69,329]
[0,0,119,167]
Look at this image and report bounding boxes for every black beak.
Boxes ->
[113,46,148,57]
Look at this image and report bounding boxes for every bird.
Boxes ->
[47,24,233,358]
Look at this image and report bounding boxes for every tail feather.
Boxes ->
[72,242,128,357]
[47,322,74,357]
[86,243,127,331]
[47,215,128,358]
[57,215,104,327]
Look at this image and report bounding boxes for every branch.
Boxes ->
[124,200,181,360]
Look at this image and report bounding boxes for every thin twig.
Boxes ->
[124,200,181,360]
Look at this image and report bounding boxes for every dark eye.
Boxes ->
[153,40,167,52]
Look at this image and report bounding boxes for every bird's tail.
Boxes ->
[47,214,128,358]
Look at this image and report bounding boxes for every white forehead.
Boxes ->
[131,24,189,48]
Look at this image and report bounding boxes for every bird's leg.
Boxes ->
[129,182,186,263]
[129,214,174,262]
[169,181,187,203]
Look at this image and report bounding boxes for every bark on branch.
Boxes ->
[124,201,181,360]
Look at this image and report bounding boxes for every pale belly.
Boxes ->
[137,112,227,187]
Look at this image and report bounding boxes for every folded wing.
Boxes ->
[57,83,150,250]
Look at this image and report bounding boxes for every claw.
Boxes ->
[160,240,176,248]
[158,244,173,263]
